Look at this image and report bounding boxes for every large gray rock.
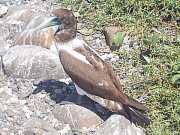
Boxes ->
[52,104,103,129]
[6,6,33,25]
[96,115,145,135]
[3,45,66,80]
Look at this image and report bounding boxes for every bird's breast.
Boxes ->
[59,46,91,65]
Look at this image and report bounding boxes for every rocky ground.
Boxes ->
[0,0,145,134]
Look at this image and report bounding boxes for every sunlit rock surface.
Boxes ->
[96,115,145,135]
[13,13,59,49]
[6,7,33,25]
[3,45,66,80]
[53,104,103,129]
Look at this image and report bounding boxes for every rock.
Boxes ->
[96,115,145,135]
[103,26,125,51]
[26,92,54,118]
[14,15,57,49]
[0,85,29,131]
[22,118,59,135]
[58,124,74,135]
[3,7,33,41]
[0,55,5,78]
[15,27,56,49]
[0,86,13,99]
[101,53,119,62]
[1,7,34,43]
[52,104,103,129]
[0,0,26,6]
[0,130,9,135]
[23,130,36,135]
[0,4,8,17]
[3,45,66,80]
[0,39,10,56]
[7,78,34,99]
[6,7,33,25]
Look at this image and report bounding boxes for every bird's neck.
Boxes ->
[55,37,91,65]
[55,29,76,42]
[56,37,85,50]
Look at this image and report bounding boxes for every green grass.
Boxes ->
[115,41,180,135]
[57,0,180,134]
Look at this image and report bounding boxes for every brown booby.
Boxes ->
[40,8,149,124]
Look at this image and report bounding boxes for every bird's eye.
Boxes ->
[54,25,64,35]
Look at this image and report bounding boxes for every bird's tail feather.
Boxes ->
[125,96,148,111]
[130,107,150,125]
[121,104,150,126]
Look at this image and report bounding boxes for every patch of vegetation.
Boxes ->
[57,0,179,134]
[114,39,180,135]
[112,32,125,46]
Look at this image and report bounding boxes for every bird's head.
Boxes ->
[40,8,77,42]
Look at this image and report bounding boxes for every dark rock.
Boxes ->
[103,26,124,51]
[0,55,5,78]
[96,115,145,135]
[3,45,66,80]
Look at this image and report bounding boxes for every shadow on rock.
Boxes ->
[33,79,150,126]
[33,79,112,121]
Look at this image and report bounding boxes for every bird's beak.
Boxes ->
[36,16,62,30]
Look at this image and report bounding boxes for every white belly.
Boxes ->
[51,38,91,65]
[59,46,91,66]
[75,83,89,96]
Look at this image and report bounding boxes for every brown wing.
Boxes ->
[59,45,147,111]
[82,44,123,91]
[81,43,147,111]
[59,48,126,101]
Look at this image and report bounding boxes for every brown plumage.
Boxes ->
[51,9,150,124]
[50,9,147,110]
[52,8,77,42]
[59,42,147,111]
[57,37,149,124]
[18,8,149,124]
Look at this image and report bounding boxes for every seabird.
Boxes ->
[39,8,149,124]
